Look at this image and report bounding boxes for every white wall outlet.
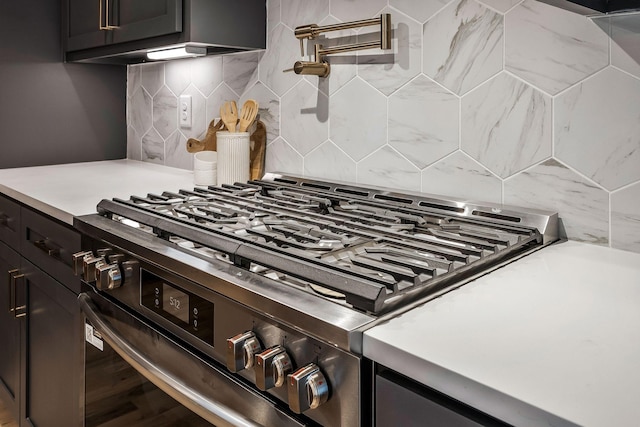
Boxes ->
[179,95,192,128]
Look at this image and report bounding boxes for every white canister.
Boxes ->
[193,150,217,186]
[216,131,250,186]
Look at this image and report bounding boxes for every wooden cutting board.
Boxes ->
[186,119,266,180]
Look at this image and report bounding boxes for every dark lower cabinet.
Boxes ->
[0,194,82,427]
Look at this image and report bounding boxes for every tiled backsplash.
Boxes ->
[126,0,640,253]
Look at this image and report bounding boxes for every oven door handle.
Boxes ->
[78,293,265,427]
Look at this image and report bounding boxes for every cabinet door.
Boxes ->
[21,260,81,427]
[65,0,108,52]
[0,242,21,424]
[111,0,182,45]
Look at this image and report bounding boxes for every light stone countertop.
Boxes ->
[0,160,196,224]
[364,240,640,427]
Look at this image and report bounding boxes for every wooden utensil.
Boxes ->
[238,99,259,132]
[220,100,238,132]
[186,119,225,153]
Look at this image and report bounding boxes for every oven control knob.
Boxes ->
[96,263,122,290]
[288,364,329,414]
[82,256,105,282]
[255,346,293,391]
[226,331,263,373]
[72,251,93,276]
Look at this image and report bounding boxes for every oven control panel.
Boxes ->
[226,331,330,414]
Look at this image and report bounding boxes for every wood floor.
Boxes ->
[0,399,18,427]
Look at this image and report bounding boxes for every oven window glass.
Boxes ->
[84,339,213,426]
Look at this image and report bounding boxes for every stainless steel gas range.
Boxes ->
[72,173,558,427]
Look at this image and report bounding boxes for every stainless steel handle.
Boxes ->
[9,270,26,318]
[78,294,264,427]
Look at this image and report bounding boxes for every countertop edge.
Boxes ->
[0,183,74,225]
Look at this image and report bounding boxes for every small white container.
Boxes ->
[193,151,217,186]
[216,131,250,186]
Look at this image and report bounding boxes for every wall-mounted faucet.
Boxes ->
[284,14,392,78]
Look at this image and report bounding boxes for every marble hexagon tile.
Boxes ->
[331,0,387,23]
[152,86,178,140]
[358,145,422,192]
[141,128,165,164]
[358,6,422,96]
[504,0,608,96]
[141,62,164,96]
[127,126,142,161]
[421,151,502,204]
[611,24,640,79]
[329,77,387,161]
[127,65,141,98]
[476,0,522,13]
[280,0,329,30]
[504,159,609,245]
[265,137,304,175]
[555,67,640,191]
[165,59,192,96]
[611,182,640,253]
[388,75,459,169]
[390,0,454,23]
[461,72,551,178]
[240,82,281,144]
[129,88,152,136]
[258,24,301,97]
[304,141,357,182]
[267,0,281,33]
[281,80,329,155]
[190,55,223,97]
[205,84,238,127]
[165,131,192,170]
[423,0,503,96]
[222,52,260,98]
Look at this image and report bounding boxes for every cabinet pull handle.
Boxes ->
[33,239,60,258]
[99,0,118,30]
[9,270,26,318]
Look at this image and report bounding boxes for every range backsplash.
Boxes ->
[126,0,640,254]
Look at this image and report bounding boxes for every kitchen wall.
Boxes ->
[0,0,126,169]
[126,0,640,254]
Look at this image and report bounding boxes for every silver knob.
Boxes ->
[82,256,105,282]
[255,346,292,391]
[287,363,329,413]
[226,331,263,373]
[96,263,122,290]
[72,251,93,276]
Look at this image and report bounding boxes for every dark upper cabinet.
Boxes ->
[64,0,266,64]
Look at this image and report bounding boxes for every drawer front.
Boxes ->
[21,208,81,294]
[0,194,21,249]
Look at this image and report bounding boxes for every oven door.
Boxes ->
[78,291,306,427]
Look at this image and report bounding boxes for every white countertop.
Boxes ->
[364,240,640,427]
[0,160,195,224]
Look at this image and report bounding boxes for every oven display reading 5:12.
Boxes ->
[162,283,189,324]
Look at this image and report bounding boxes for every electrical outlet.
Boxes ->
[179,95,192,128]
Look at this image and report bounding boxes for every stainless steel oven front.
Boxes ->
[79,287,308,427]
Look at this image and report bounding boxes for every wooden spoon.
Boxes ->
[220,100,238,132]
[238,99,259,132]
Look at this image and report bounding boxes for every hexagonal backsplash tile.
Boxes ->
[461,72,551,178]
[555,67,640,191]
[127,0,640,254]
[505,0,608,96]
[423,0,503,96]
[388,75,459,168]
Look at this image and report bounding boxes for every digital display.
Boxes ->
[162,283,189,324]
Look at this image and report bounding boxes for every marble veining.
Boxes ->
[423,0,503,95]
[358,7,422,96]
[129,88,152,135]
[329,77,387,161]
[152,86,178,140]
[611,182,640,252]
[281,80,329,155]
[555,67,640,191]
[141,128,165,164]
[258,24,301,97]
[462,72,551,178]
[421,151,502,203]
[388,75,459,168]
[304,141,357,182]
[223,52,260,97]
[504,0,609,95]
[504,159,609,245]
[165,131,192,170]
[358,145,422,192]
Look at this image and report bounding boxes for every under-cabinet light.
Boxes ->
[147,46,207,60]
